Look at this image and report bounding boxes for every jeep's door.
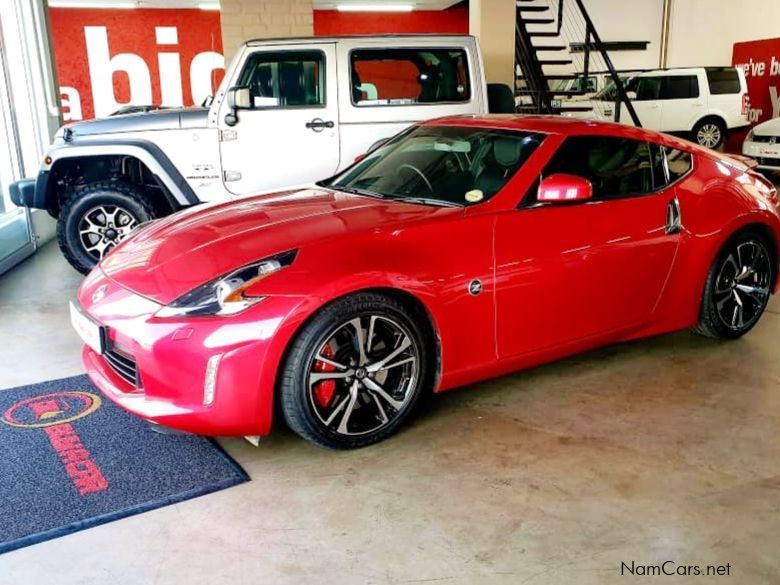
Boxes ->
[218,42,340,195]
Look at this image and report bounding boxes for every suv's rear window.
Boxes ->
[350,48,470,106]
[706,68,741,95]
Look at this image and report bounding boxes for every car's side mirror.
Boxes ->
[225,86,251,126]
[537,173,593,203]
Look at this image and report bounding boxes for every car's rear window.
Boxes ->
[350,48,470,106]
[706,68,741,95]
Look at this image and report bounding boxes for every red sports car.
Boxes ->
[72,116,780,449]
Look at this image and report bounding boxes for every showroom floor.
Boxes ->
[1,242,780,584]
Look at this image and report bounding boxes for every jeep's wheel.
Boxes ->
[57,181,157,274]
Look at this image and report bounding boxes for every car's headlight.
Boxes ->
[746,128,755,142]
[155,250,297,318]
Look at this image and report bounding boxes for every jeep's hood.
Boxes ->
[63,107,208,138]
[99,187,449,304]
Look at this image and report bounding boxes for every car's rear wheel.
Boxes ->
[280,292,431,449]
[693,117,726,149]
[57,181,157,274]
[694,232,773,339]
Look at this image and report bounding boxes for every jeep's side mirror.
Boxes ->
[225,86,251,126]
[537,173,593,203]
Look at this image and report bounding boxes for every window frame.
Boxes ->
[237,48,328,111]
[347,46,473,108]
[519,136,695,208]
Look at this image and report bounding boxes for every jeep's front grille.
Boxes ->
[103,348,139,388]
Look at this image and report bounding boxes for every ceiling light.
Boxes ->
[198,2,220,10]
[48,1,137,7]
[337,4,413,12]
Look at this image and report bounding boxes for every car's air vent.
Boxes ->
[103,347,140,388]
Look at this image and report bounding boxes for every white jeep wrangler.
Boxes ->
[10,34,513,273]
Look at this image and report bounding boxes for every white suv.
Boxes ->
[585,67,749,149]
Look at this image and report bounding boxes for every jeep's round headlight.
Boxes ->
[155,250,297,318]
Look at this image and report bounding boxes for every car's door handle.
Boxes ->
[666,197,682,234]
[305,118,335,131]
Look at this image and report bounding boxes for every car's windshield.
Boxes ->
[327,125,544,207]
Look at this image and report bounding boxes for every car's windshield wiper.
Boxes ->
[328,184,386,199]
[385,195,464,208]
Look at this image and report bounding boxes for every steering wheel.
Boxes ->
[397,163,434,194]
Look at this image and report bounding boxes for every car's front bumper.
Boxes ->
[75,268,305,436]
[743,138,780,170]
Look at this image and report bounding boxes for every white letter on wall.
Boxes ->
[84,26,152,117]
[156,27,183,107]
[190,51,225,106]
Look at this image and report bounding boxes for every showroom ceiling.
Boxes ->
[47,0,463,9]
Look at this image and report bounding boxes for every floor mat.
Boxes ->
[0,375,249,554]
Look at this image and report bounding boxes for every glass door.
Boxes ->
[0,0,61,275]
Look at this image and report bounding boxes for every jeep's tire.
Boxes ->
[280,292,433,449]
[693,117,726,150]
[57,181,156,274]
[693,231,773,339]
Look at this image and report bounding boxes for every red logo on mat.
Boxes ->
[2,391,109,496]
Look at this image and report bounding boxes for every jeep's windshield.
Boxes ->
[326,125,543,207]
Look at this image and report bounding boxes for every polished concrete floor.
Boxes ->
[1,242,780,584]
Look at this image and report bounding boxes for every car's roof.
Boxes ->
[422,114,666,140]
[245,34,473,46]
[423,114,748,170]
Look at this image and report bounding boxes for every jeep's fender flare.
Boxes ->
[40,138,200,210]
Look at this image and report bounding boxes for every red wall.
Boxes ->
[313,6,469,35]
[49,6,469,121]
[50,8,223,120]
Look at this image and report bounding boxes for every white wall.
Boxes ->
[578,0,780,70]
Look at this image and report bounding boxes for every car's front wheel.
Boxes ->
[280,292,432,449]
[57,181,157,274]
[694,232,774,339]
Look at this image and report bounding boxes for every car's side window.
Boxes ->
[661,75,699,100]
[636,77,662,101]
[237,50,325,108]
[542,136,656,200]
[349,48,470,106]
[665,147,693,181]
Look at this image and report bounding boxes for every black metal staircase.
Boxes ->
[514,0,642,125]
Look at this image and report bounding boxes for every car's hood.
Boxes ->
[753,116,780,137]
[100,187,448,304]
[64,107,208,139]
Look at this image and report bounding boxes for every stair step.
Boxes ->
[529,31,561,38]
[523,17,556,24]
[538,59,573,65]
[535,45,568,51]
[517,5,551,12]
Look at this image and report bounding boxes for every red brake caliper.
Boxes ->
[313,344,337,408]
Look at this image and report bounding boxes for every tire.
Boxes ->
[56,181,157,274]
[280,292,433,449]
[693,231,773,339]
[692,117,726,150]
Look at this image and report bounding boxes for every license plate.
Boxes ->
[69,301,106,355]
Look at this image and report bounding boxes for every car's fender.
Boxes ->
[39,139,200,209]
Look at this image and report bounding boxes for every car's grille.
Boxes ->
[757,156,780,167]
[103,348,140,388]
[751,134,778,144]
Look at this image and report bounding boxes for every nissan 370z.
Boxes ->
[71,115,780,449]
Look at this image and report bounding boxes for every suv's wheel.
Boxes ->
[280,292,432,449]
[57,181,156,274]
[694,232,773,339]
[693,117,726,149]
